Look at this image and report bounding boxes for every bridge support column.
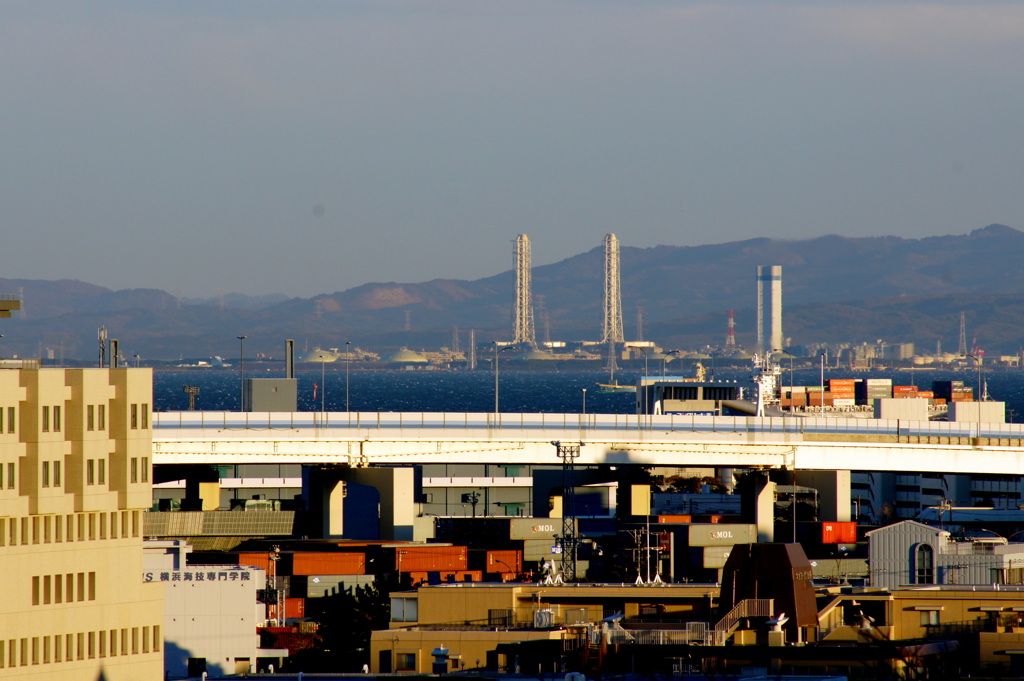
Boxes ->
[740,473,775,543]
[182,467,220,511]
[796,470,851,522]
[305,466,417,541]
[345,467,416,541]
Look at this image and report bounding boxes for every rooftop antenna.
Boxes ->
[98,326,107,368]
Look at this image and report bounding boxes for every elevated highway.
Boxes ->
[153,411,1024,475]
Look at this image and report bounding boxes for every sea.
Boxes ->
[153,366,1024,421]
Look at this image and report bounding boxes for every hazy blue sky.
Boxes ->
[3,1,1023,298]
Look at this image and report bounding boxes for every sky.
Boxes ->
[2,1,1024,298]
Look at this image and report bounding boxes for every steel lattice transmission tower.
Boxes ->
[601,234,625,344]
[512,234,536,345]
[725,309,737,350]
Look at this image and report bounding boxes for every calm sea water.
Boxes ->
[153,367,1024,421]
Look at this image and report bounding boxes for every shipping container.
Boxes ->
[833,398,856,407]
[510,518,572,540]
[237,552,275,573]
[394,545,468,572]
[702,546,733,569]
[486,550,523,573]
[292,552,366,576]
[284,597,305,619]
[687,523,757,547]
[917,391,934,399]
[821,521,858,544]
[893,386,918,393]
[657,515,692,524]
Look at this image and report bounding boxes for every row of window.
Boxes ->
[1,401,150,437]
[0,626,160,668]
[1,511,142,546]
[0,406,15,434]
[32,572,96,605]
[4,457,150,492]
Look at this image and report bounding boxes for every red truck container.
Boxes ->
[292,552,366,576]
[284,597,305,619]
[821,521,857,544]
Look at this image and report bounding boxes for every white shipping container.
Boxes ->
[703,546,732,569]
[687,523,757,547]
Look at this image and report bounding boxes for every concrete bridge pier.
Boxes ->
[305,466,417,541]
[796,470,851,522]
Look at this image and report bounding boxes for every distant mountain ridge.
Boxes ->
[4,225,1024,359]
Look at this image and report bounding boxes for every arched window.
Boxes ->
[916,544,934,584]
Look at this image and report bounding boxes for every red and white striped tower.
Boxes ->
[725,309,737,350]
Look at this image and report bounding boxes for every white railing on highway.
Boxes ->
[152,410,1024,441]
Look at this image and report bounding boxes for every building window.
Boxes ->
[87,405,95,431]
[53,461,60,487]
[920,609,940,626]
[86,461,95,486]
[41,406,49,432]
[141,457,149,483]
[97,404,105,430]
[42,462,50,488]
[141,404,149,429]
[130,458,138,483]
[7,406,14,433]
[53,406,61,432]
[32,576,39,606]
[130,404,138,430]
[54,574,62,603]
[397,652,417,671]
[7,462,13,489]
[98,459,106,485]
[916,544,935,585]
[152,626,160,652]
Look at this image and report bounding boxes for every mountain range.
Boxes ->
[5,224,1024,360]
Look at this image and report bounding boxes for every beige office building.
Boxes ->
[0,367,164,680]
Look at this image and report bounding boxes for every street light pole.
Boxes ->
[492,341,500,416]
[581,388,587,415]
[319,353,326,415]
[345,341,352,414]
[237,335,247,412]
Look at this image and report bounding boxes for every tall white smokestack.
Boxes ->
[756,265,783,353]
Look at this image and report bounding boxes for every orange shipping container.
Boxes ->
[292,552,366,576]
[917,391,934,398]
[486,550,523,573]
[822,522,857,544]
[657,515,692,524]
[396,546,468,572]
[237,553,272,571]
[284,597,305,619]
